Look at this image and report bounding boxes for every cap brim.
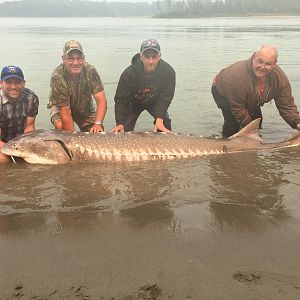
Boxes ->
[141,47,160,54]
[1,75,24,81]
[65,48,84,55]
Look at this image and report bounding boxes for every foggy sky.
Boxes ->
[0,0,152,2]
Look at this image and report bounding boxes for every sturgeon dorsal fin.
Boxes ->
[230,118,262,142]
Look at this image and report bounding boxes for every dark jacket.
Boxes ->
[214,54,300,129]
[114,53,176,125]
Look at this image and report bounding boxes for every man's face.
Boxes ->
[0,78,25,101]
[140,50,161,74]
[62,50,85,76]
[252,49,277,79]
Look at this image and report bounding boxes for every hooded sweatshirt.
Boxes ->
[114,53,176,125]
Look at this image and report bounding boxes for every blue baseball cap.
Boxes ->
[1,65,24,81]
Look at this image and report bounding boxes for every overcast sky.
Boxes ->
[0,0,152,2]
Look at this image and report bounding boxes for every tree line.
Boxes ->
[156,0,300,17]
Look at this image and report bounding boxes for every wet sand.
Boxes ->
[1,210,300,300]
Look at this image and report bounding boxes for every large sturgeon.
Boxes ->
[1,119,300,165]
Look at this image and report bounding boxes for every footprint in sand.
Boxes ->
[233,271,300,290]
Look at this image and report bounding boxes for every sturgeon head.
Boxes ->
[0,129,74,164]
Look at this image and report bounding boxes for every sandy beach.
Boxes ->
[1,209,300,300]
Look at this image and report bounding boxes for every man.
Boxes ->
[212,44,300,137]
[113,38,176,133]
[47,40,107,132]
[0,66,39,163]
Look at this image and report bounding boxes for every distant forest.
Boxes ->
[158,0,300,18]
[0,0,299,18]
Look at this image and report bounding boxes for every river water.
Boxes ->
[1,17,300,299]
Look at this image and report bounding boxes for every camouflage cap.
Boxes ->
[63,40,84,55]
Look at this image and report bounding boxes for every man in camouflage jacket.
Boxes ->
[47,40,107,132]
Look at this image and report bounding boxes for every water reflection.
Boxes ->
[208,151,291,232]
[0,204,174,238]
[0,160,178,234]
[121,201,173,230]
[0,211,115,236]
[0,161,175,214]
[1,149,300,236]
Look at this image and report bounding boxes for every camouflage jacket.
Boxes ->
[47,62,104,122]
